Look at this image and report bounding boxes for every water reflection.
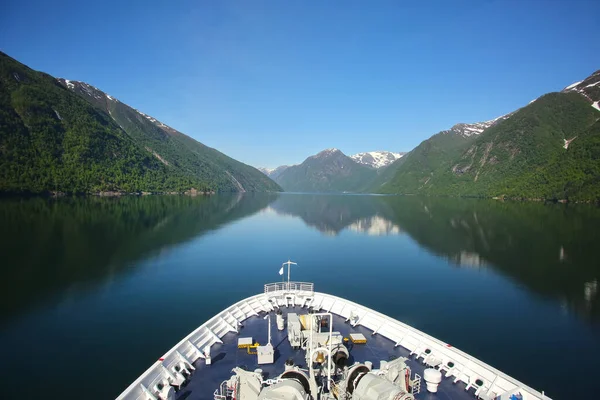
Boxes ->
[449,251,487,269]
[269,194,600,322]
[386,197,600,322]
[348,216,401,236]
[2,193,599,326]
[270,194,400,235]
[0,193,276,322]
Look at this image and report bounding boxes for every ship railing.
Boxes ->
[264,281,314,294]
[213,380,229,400]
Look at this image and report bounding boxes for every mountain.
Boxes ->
[0,51,281,194]
[258,167,273,175]
[441,116,510,137]
[274,148,377,192]
[370,117,507,193]
[379,70,600,201]
[258,165,290,180]
[263,150,403,189]
[350,151,405,168]
[54,78,280,193]
[562,70,600,110]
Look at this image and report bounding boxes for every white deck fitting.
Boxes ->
[116,284,552,400]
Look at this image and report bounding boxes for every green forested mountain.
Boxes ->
[378,71,600,201]
[369,118,509,193]
[0,51,281,194]
[6,45,596,200]
[372,130,477,193]
[275,148,377,192]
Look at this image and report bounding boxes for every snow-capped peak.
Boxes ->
[258,167,275,174]
[257,165,291,179]
[561,70,600,108]
[443,114,509,138]
[564,81,583,91]
[314,148,342,157]
[350,151,405,168]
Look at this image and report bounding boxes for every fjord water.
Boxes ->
[0,194,598,399]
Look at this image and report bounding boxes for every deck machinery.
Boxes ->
[215,311,419,400]
[117,261,549,400]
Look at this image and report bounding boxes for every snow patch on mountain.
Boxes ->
[257,165,292,179]
[564,137,577,149]
[258,167,275,175]
[311,148,342,159]
[562,70,600,105]
[443,114,509,138]
[564,81,583,90]
[59,78,175,131]
[350,151,405,168]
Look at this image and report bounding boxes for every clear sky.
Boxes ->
[1,0,599,168]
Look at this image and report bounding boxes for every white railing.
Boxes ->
[264,281,314,293]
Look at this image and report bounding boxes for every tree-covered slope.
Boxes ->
[379,88,600,201]
[0,51,281,194]
[373,116,509,193]
[56,79,280,193]
[0,52,193,194]
[275,148,377,192]
[375,130,477,193]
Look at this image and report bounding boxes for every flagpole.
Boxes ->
[282,260,297,291]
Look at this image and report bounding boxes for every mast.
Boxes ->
[264,314,271,345]
[282,259,297,291]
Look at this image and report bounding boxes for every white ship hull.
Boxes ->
[117,282,550,400]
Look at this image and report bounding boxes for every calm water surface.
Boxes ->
[1,193,599,399]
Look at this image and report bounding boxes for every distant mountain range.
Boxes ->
[258,150,405,192]
[349,151,405,168]
[377,70,600,200]
[258,165,291,180]
[273,148,377,192]
[0,51,281,194]
[259,150,402,179]
[2,49,598,200]
[257,69,600,201]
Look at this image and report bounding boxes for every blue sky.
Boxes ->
[1,0,599,168]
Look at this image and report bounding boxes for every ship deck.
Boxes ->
[175,307,475,400]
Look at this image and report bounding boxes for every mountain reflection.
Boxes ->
[0,193,276,322]
[3,193,599,325]
[449,251,488,269]
[348,216,401,236]
[379,196,600,323]
[270,194,401,235]
[270,194,600,322]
